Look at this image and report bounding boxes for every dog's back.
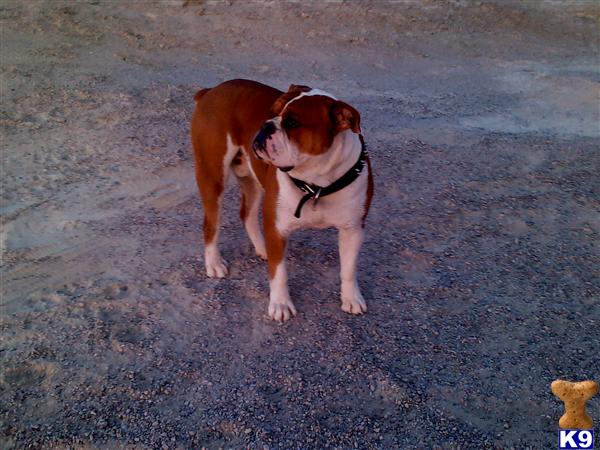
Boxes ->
[191,79,281,165]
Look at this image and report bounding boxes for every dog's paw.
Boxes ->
[205,258,228,278]
[255,247,267,260]
[341,290,367,315]
[268,298,297,322]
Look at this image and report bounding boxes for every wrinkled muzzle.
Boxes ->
[252,121,276,160]
[252,119,296,171]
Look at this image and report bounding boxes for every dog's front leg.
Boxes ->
[264,219,296,322]
[338,226,367,314]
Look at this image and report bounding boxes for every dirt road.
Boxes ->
[1,1,599,448]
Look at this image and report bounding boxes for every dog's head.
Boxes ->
[252,84,361,172]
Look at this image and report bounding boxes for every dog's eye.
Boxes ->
[282,117,300,129]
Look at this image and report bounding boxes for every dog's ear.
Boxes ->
[271,84,312,115]
[330,100,361,134]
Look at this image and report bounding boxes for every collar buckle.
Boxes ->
[312,187,323,209]
[304,184,316,195]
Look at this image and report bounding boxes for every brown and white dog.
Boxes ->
[191,79,373,322]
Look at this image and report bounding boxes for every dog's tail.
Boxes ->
[194,88,210,102]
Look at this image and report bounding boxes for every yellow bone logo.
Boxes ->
[551,379,598,429]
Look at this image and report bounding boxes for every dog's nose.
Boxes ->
[261,120,276,137]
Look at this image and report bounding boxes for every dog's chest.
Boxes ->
[274,170,367,234]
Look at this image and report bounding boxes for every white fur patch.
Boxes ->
[281,88,338,114]
[268,263,296,321]
[339,227,367,314]
[223,134,240,184]
[205,241,228,278]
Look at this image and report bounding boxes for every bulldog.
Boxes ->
[191,79,373,322]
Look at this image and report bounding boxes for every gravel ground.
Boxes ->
[1,1,599,449]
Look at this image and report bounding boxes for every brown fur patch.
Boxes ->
[281,95,335,155]
[281,96,362,156]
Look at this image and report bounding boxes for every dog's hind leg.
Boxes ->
[234,155,266,259]
[192,132,238,278]
[196,167,228,278]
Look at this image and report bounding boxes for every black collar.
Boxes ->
[286,134,368,218]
